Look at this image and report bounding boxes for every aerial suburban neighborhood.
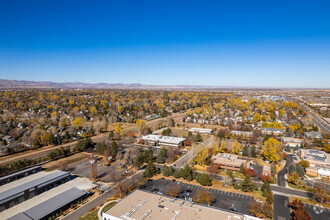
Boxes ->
[1,1,330,220]
[0,88,328,220]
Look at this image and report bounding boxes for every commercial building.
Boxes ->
[231,130,253,137]
[304,131,322,139]
[189,127,212,134]
[141,135,186,147]
[299,149,330,178]
[282,137,303,148]
[211,153,246,171]
[102,189,261,220]
[0,176,95,220]
[261,128,284,136]
[0,165,42,186]
[0,170,70,211]
[7,187,88,220]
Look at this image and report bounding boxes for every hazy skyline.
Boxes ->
[1,0,330,88]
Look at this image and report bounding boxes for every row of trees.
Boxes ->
[162,165,212,186]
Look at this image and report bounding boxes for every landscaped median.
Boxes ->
[80,197,118,220]
[151,173,267,202]
[289,195,330,209]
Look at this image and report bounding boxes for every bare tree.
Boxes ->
[90,162,97,180]
[59,161,68,171]
[165,184,181,197]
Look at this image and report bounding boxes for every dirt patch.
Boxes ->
[42,152,90,171]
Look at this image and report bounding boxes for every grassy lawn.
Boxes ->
[193,166,245,179]
[289,196,330,209]
[80,201,117,220]
[288,183,311,191]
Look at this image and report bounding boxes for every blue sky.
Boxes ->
[0,0,330,88]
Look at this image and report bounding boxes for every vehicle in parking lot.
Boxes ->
[230,208,237,212]
[152,188,159,193]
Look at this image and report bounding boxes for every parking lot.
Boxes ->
[140,178,254,215]
[304,203,330,220]
[68,158,127,182]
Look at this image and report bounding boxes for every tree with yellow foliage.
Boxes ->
[136,119,146,136]
[117,105,124,114]
[90,106,97,115]
[233,141,241,155]
[73,117,84,128]
[262,137,282,163]
[253,113,262,123]
[115,122,125,137]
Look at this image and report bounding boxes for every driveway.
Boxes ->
[277,155,293,186]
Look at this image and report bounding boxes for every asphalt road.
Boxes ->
[274,194,290,220]
[277,155,293,187]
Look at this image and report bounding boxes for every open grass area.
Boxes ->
[42,152,90,171]
[192,165,245,179]
[289,196,330,209]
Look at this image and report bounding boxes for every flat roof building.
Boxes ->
[0,170,70,211]
[261,128,284,135]
[299,149,330,178]
[189,127,212,134]
[7,187,87,220]
[141,135,186,147]
[102,189,261,220]
[211,153,246,171]
[0,166,42,186]
[231,130,253,137]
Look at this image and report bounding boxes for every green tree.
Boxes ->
[173,169,181,178]
[180,165,193,181]
[108,131,114,140]
[143,147,154,162]
[240,175,258,192]
[162,165,170,177]
[110,141,118,159]
[96,142,106,155]
[242,145,249,157]
[196,133,203,142]
[156,147,167,164]
[261,181,271,197]
[251,145,257,158]
[240,163,244,173]
[197,173,212,186]
[144,160,158,178]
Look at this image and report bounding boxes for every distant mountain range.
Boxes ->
[0,79,327,90]
[0,79,238,90]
